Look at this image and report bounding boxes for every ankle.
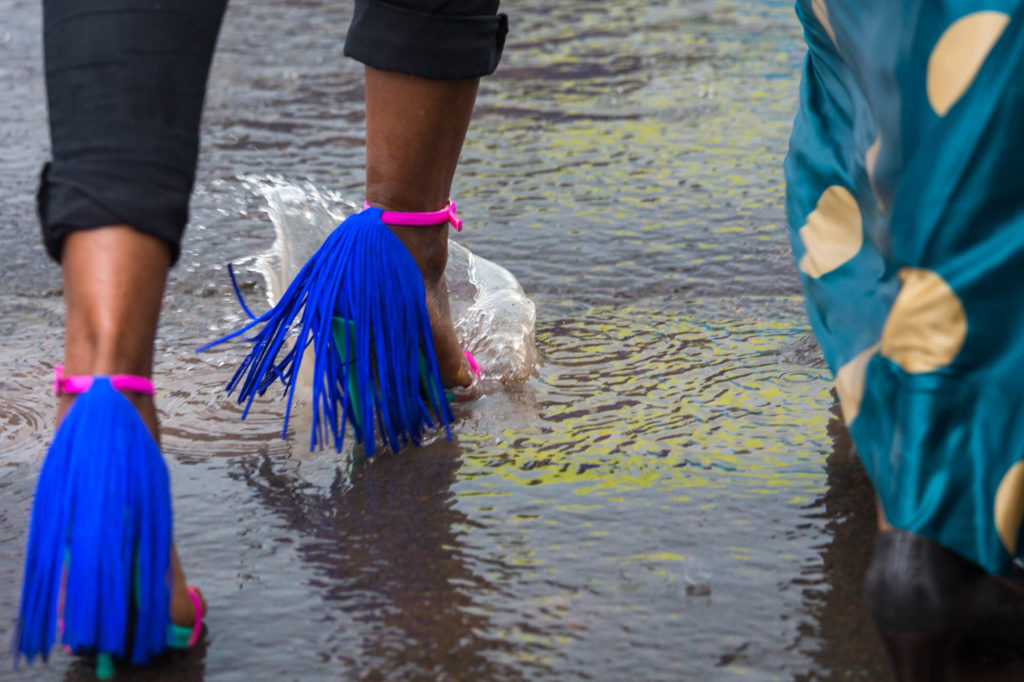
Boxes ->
[63,330,154,378]
[365,181,451,216]
[54,360,159,438]
[382,222,449,283]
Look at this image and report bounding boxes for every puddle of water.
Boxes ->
[0,291,838,681]
[3,0,1021,680]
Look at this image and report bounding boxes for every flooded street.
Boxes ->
[2,1,1022,680]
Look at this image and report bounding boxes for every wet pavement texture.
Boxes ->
[2,0,1024,680]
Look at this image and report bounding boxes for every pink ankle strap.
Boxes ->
[364,200,463,232]
[53,365,155,397]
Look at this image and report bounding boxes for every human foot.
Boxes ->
[864,529,1024,681]
[864,530,973,681]
[170,547,205,628]
[382,217,475,390]
[56,388,206,630]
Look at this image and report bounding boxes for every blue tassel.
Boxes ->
[15,379,172,666]
[200,207,452,455]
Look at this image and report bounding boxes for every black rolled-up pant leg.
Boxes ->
[40,0,228,264]
[344,0,508,80]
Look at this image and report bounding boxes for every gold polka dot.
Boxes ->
[927,11,1010,116]
[880,268,967,373]
[812,0,837,46]
[835,343,880,424]
[798,186,863,278]
[995,461,1024,555]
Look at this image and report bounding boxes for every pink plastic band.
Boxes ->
[364,200,463,232]
[464,350,481,378]
[53,365,155,397]
[447,350,482,403]
[186,586,204,648]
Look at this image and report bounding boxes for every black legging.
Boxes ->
[39,0,507,264]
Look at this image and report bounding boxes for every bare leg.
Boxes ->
[364,66,479,388]
[875,498,892,532]
[59,226,204,626]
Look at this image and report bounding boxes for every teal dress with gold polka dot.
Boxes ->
[786,0,1024,575]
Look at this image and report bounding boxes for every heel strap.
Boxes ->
[185,585,204,648]
[53,365,155,397]
[165,585,204,650]
[364,200,463,232]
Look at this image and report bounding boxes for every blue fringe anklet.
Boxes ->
[200,207,453,456]
[16,377,172,668]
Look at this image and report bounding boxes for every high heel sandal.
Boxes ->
[16,367,204,678]
[200,201,482,456]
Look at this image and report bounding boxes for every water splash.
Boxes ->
[447,236,537,383]
[237,175,538,385]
